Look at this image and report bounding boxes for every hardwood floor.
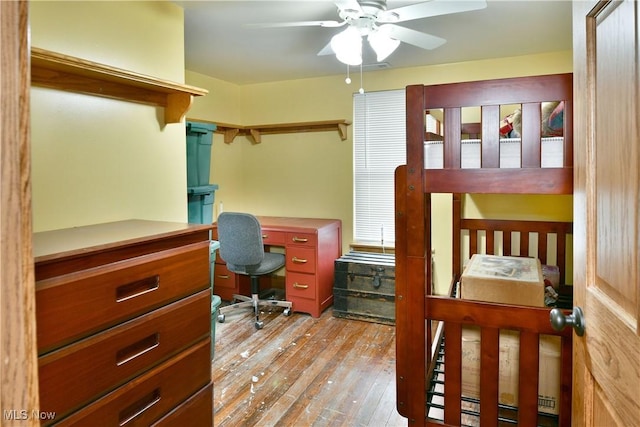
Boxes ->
[211,304,406,427]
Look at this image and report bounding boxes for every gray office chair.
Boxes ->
[216,212,292,329]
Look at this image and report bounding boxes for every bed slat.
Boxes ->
[518,331,541,424]
[443,323,462,426]
[479,328,500,426]
[521,103,543,168]
[481,105,501,168]
[444,107,462,169]
[520,232,529,256]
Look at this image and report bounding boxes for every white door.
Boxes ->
[572,1,640,425]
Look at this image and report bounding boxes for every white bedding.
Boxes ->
[424,137,564,169]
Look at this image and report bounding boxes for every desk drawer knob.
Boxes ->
[292,256,308,264]
[217,274,230,279]
[293,282,309,289]
[292,236,308,243]
[262,234,269,239]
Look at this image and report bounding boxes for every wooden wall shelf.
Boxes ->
[192,119,351,144]
[31,47,208,124]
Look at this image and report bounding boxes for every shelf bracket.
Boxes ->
[249,129,262,144]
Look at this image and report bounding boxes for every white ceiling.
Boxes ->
[176,1,572,85]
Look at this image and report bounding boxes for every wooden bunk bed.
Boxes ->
[394,73,574,426]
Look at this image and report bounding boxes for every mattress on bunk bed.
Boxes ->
[333,251,395,325]
[424,137,564,169]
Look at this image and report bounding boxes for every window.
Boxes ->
[353,89,406,246]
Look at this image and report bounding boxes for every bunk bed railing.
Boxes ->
[421,73,574,195]
[455,217,574,286]
[425,297,574,427]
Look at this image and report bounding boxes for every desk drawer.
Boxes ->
[286,272,317,300]
[36,241,210,353]
[261,230,285,245]
[286,232,316,247]
[286,247,316,274]
[213,262,236,290]
[39,290,210,420]
[53,340,211,427]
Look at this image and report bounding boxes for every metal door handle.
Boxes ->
[550,306,585,336]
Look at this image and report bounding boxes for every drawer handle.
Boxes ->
[116,275,159,303]
[116,333,159,366]
[119,388,161,426]
[217,274,230,279]
[262,234,269,239]
[293,282,309,289]
[292,256,308,264]
[292,236,308,243]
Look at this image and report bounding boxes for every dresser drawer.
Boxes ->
[286,231,317,247]
[52,340,212,427]
[36,241,210,353]
[286,247,316,274]
[39,290,211,420]
[286,272,317,300]
[151,383,213,427]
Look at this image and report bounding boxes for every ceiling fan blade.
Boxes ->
[382,24,446,50]
[379,0,487,23]
[334,0,363,14]
[317,40,335,56]
[246,20,344,29]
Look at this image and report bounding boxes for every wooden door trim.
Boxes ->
[0,0,40,422]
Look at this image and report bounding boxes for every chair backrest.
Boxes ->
[217,212,264,272]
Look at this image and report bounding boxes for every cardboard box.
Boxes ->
[461,254,545,307]
[461,327,561,415]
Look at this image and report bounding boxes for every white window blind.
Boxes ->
[353,89,406,246]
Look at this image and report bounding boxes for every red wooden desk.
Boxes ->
[211,216,342,318]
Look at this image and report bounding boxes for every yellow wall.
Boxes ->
[30,1,189,232]
[28,0,572,294]
[186,51,573,293]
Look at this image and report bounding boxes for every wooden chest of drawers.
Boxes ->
[211,216,342,318]
[34,220,214,426]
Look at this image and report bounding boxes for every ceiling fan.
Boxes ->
[253,0,487,66]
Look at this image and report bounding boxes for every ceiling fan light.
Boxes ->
[368,30,400,62]
[331,26,362,66]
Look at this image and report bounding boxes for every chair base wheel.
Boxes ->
[217,314,225,323]
[255,320,264,330]
[283,308,292,316]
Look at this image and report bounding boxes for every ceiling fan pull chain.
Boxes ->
[359,62,364,94]
[345,64,352,84]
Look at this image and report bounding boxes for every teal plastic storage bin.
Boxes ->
[186,122,216,187]
[187,184,218,224]
[210,240,221,359]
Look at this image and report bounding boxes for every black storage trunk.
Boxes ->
[333,252,395,325]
